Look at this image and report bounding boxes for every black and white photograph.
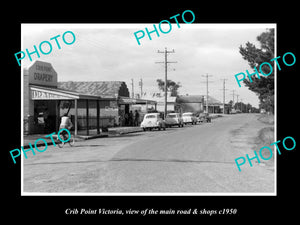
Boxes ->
[21,23,276,195]
[4,4,298,221]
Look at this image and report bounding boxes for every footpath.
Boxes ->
[23,126,143,149]
[23,114,223,149]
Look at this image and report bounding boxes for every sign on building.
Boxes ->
[27,60,58,87]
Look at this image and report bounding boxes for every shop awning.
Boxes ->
[118,97,157,105]
[30,85,100,100]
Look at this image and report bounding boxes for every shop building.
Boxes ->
[23,60,112,136]
[58,81,157,127]
[23,60,157,135]
[142,92,181,114]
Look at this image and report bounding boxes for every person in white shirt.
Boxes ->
[59,113,73,140]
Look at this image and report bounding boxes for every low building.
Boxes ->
[176,95,204,114]
[23,60,116,135]
[142,93,223,115]
[23,60,156,136]
[59,81,157,127]
[142,92,181,114]
[203,95,223,113]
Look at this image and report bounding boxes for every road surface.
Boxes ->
[23,114,275,194]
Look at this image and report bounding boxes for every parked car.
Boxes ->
[182,112,197,125]
[140,113,166,131]
[165,113,184,127]
[197,112,211,123]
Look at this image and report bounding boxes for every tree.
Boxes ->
[228,100,233,112]
[156,79,181,96]
[234,102,253,113]
[239,28,274,114]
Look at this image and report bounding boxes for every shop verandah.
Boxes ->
[25,86,158,137]
[26,85,112,136]
[117,97,157,126]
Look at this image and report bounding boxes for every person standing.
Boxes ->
[43,108,49,132]
[134,110,140,126]
[124,113,129,126]
[129,110,133,126]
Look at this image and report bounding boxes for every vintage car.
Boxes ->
[165,113,184,127]
[140,113,166,131]
[182,112,197,125]
[197,112,211,123]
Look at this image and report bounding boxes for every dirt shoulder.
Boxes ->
[255,114,275,170]
[229,113,275,171]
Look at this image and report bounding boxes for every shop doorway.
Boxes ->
[33,100,57,133]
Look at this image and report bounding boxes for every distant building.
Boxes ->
[177,95,223,114]
[143,92,181,113]
[203,95,223,113]
[143,93,224,114]
[176,95,204,114]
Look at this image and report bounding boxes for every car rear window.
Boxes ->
[167,115,177,118]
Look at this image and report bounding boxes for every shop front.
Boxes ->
[23,60,104,136]
[118,97,157,126]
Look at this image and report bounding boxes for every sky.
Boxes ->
[21,23,276,108]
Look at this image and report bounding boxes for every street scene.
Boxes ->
[23,113,274,193]
[21,24,276,194]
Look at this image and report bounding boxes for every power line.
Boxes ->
[156,48,177,118]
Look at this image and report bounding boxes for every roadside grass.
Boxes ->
[257,113,274,125]
[255,114,275,170]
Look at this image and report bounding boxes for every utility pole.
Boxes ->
[236,94,239,110]
[220,78,228,114]
[240,98,243,113]
[231,90,235,112]
[131,78,134,98]
[139,78,143,98]
[231,90,235,104]
[156,48,177,118]
[201,74,213,113]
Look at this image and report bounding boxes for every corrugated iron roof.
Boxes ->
[58,81,129,98]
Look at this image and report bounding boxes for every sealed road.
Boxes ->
[23,114,275,194]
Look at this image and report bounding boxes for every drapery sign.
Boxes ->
[31,90,69,100]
